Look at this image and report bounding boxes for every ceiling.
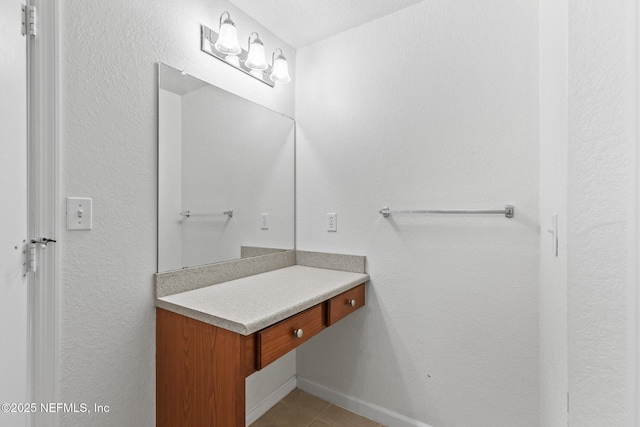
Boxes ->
[229,0,425,49]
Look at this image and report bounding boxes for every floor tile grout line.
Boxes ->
[309,402,335,427]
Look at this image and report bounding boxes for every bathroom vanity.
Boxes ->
[155,251,368,426]
[155,65,367,426]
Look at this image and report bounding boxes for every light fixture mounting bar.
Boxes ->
[200,25,275,87]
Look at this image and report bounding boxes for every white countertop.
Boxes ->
[155,265,370,335]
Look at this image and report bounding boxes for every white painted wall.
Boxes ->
[567,1,634,425]
[539,1,636,425]
[58,1,295,425]
[295,1,540,426]
[56,1,638,425]
[538,0,568,425]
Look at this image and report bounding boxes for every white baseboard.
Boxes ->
[297,377,434,427]
[245,375,297,426]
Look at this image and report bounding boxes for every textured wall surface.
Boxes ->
[538,0,569,425]
[59,1,295,425]
[55,0,637,425]
[567,1,632,425]
[295,1,540,426]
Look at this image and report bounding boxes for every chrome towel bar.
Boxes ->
[180,210,234,218]
[379,204,514,219]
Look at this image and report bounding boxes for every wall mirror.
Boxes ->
[157,63,295,272]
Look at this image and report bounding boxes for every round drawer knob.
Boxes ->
[348,299,356,307]
[293,329,304,339]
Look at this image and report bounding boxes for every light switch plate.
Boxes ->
[261,213,269,230]
[67,197,93,230]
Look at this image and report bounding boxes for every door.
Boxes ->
[0,1,29,425]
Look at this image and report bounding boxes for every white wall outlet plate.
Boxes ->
[261,213,269,230]
[327,213,337,232]
[67,197,93,230]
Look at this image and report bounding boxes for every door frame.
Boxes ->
[631,0,640,424]
[26,0,59,425]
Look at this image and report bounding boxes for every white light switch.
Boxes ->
[261,213,269,230]
[67,197,93,230]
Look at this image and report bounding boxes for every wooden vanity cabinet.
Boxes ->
[156,282,366,427]
[156,309,246,427]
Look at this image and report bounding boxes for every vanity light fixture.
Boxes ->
[269,49,291,83]
[213,11,241,55]
[200,12,291,88]
[245,32,268,70]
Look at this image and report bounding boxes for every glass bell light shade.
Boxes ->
[270,49,291,83]
[214,12,241,55]
[245,33,268,70]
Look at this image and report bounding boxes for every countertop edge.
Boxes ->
[155,300,249,335]
[242,274,369,334]
[155,272,370,336]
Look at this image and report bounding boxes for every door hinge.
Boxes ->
[21,5,37,38]
[25,237,55,275]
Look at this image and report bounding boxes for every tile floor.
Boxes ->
[250,389,384,427]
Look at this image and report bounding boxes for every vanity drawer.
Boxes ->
[257,304,325,369]
[327,283,366,326]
